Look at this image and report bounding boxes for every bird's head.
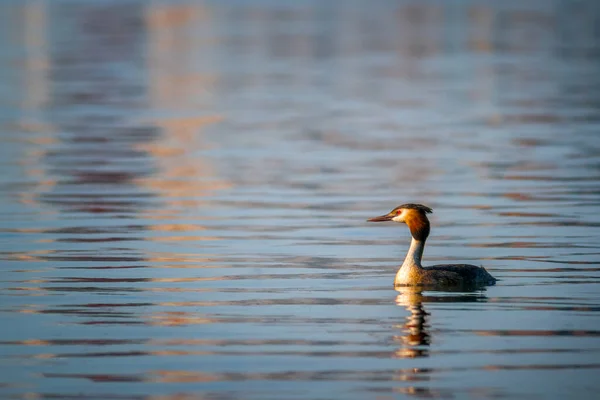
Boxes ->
[368,203,432,241]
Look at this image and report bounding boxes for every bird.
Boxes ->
[367,203,496,288]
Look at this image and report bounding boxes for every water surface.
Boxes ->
[1,1,600,399]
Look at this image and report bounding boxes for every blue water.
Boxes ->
[1,1,600,399]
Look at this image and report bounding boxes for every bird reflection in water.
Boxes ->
[391,287,489,397]
[394,287,430,359]
[393,286,488,359]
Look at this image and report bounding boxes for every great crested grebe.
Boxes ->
[368,203,496,287]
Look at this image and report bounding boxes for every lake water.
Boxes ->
[1,1,600,399]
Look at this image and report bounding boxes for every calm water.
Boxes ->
[1,1,600,399]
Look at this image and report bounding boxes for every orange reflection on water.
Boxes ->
[12,2,57,211]
[151,223,206,232]
[149,218,220,242]
[152,235,219,242]
[151,370,217,383]
[134,3,231,263]
[141,253,216,264]
[148,312,215,327]
[5,249,53,262]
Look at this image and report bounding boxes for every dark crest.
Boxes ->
[392,203,433,214]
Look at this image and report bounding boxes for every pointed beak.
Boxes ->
[367,214,393,222]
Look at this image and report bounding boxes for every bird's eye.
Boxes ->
[396,209,403,215]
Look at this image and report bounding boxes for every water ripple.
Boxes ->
[1,1,600,399]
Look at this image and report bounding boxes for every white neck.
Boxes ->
[395,237,425,285]
[403,237,424,269]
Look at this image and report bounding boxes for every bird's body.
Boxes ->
[397,262,496,287]
[368,203,496,288]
